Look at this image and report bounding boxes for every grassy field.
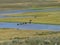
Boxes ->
[0,28,60,45]
[0,28,49,40]
[0,0,60,3]
[0,0,60,10]
[0,3,32,10]
[0,28,59,39]
[0,0,60,45]
[0,11,60,24]
[0,4,60,10]
[0,28,59,40]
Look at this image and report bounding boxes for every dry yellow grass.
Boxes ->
[0,28,60,41]
[0,28,48,40]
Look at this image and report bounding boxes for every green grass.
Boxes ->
[0,11,60,24]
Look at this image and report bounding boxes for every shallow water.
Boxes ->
[0,8,60,30]
[0,8,60,16]
[0,16,34,18]
[0,9,39,15]
[0,22,60,31]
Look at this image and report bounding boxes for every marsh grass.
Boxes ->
[0,11,60,24]
[0,29,60,45]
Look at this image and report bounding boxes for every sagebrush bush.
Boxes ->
[0,37,60,45]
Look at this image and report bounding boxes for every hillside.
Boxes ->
[0,0,60,10]
[0,0,60,3]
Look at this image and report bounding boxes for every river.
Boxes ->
[0,8,60,31]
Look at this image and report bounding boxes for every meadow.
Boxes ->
[0,0,60,10]
[0,0,60,45]
[0,28,60,45]
[0,11,60,24]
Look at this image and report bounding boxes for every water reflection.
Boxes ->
[0,22,60,31]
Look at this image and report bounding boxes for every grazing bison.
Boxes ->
[29,20,32,24]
